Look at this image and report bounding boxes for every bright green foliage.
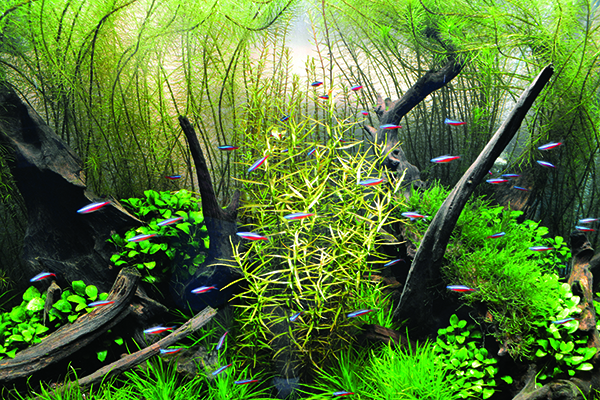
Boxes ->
[434,314,507,399]
[109,190,208,283]
[394,182,575,358]
[530,283,596,381]
[230,102,406,374]
[306,341,460,399]
[0,281,106,360]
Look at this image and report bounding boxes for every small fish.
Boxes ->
[165,175,182,180]
[487,232,506,239]
[444,118,466,126]
[578,218,600,224]
[212,363,233,376]
[216,331,228,351]
[529,246,554,251]
[307,148,316,157]
[486,178,510,184]
[87,300,115,307]
[289,311,304,322]
[401,212,426,219]
[350,84,363,91]
[538,141,564,151]
[280,115,290,122]
[383,259,404,267]
[430,155,460,163]
[77,201,111,214]
[446,285,477,292]
[347,309,373,318]
[236,232,268,241]
[501,174,520,178]
[333,392,355,397]
[248,155,269,172]
[360,111,369,116]
[513,186,529,191]
[159,348,182,355]
[235,379,260,385]
[30,272,56,282]
[318,95,329,100]
[380,124,402,129]
[488,170,493,175]
[311,81,323,87]
[144,326,175,335]
[575,226,596,232]
[281,149,289,153]
[551,317,575,324]
[128,233,157,242]
[217,145,239,151]
[157,216,183,226]
[191,285,217,294]
[284,213,315,220]
[536,160,556,168]
[358,178,384,186]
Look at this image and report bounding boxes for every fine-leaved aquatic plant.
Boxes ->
[109,189,208,284]
[228,98,406,379]
[434,314,509,399]
[394,182,574,359]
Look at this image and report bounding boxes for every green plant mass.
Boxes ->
[109,189,208,283]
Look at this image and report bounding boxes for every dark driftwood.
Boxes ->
[0,83,142,294]
[175,116,244,311]
[392,65,555,336]
[369,30,464,189]
[75,306,217,390]
[0,267,140,383]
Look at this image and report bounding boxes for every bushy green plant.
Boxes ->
[434,314,508,399]
[530,283,596,381]
[393,182,574,358]
[109,189,208,283]
[228,101,406,375]
[0,281,106,360]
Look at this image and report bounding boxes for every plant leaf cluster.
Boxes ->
[109,189,208,284]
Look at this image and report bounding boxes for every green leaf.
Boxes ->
[483,388,495,399]
[23,286,41,302]
[110,254,121,263]
[68,315,78,323]
[34,324,49,335]
[72,280,86,296]
[143,261,156,270]
[97,350,108,362]
[26,297,45,313]
[67,294,87,305]
[500,376,513,384]
[149,244,162,254]
[176,223,191,235]
[127,250,140,258]
[22,330,32,342]
[577,363,594,371]
[456,335,465,344]
[114,337,124,345]
[535,349,547,358]
[85,285,98,301]
[53,299,72,313]
[99,292,109,301]
[9,307,25,322]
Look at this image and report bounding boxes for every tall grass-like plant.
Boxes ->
[227,93,406,378]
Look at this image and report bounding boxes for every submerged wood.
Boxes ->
[0,267,140,383]
[75,306,217,391]
[0,83,142,294]
[176,116,243,310]
[392,64,555,336]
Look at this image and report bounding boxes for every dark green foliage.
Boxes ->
[109,190,208,283]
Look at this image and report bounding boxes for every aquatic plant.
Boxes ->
[434,314,508,399]
[305,340,460,399]
[227,93,405,379]
[0,281,107,360]
[109,189,208,284]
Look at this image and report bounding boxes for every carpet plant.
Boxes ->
[228,96,406,378]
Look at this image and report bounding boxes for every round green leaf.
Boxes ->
[23,287,40,302]
[26,297,45,313]
[72,280,86,296]
[85,285,98,301]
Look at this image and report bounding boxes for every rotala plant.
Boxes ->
[228,100,406,380]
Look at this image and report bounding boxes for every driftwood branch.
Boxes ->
[0,267,140,383]
[76,306,217,390]
[392,64,554,336]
